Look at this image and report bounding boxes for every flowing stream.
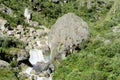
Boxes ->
[23,48,52,80]
[29,49,49,65]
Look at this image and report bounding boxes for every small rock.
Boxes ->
[24,8,31,22]
[17,25,24,31]
[33,62,49,74]
[0,18,7,31]
[7,31,12,35]
[0,4,13,16]
[14,34,21,39]
[9,49,29,61]
[52,0,59,3]
[17,50,29,61]
[112,26,120,33]
[29,27,35,33]
[20,37,28,42]
[0,60,9,68]
[29,21,39,27]
[36,29,45,36]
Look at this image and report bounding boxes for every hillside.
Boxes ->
[0,0,120,80]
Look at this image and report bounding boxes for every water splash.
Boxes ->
[22,48,52,80]
[24,67,52,80]
[29,49,48,65]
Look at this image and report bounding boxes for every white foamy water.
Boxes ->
[22,38,52,80]
[23,48,52,80]
[29,49,48,65]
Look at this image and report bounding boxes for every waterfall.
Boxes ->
[22,48,52,80]
[24,67,52,80]
[29,49,48,65]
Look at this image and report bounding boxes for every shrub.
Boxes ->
[0,37,25,49]
[0,68,18,80]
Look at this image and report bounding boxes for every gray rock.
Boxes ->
[51,0,67,3]
[17,25,24,32]
[33,62,49,74]
[7,31,13,36]
[14,34,21,39]
[36,29,46,36]
[112,26,120,33]
[52,0,59,2]
[48,13,89,61]
[29,27,35,33]
[42,45,50,55]
[20,37,28,42]
[29,21,39,27]
[9,49,29,61]
[38,71,50,78]
[17,50,29,61]
[0,4,13,16]
[0,19,7,31]
[24,8,31,22]
[0,60,9,68]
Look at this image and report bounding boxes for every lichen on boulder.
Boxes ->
[48,13,90,61]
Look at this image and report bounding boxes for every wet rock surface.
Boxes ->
[0,11,90,80]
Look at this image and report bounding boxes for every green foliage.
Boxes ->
[53,1,120,79]
[0,37,25,49]
[0,68,25,80]
[53,40,120,79]
[0,68,18,80]
[0,0,28,27]
[0,37,25,63]
[0,0,120,80]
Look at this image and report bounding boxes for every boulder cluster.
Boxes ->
[0,12,90,80]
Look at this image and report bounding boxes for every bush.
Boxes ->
[0,37,25,49]
[0,68,18,80]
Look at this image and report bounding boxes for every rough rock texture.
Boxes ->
[9,49,29,61]
[0,18,7,31]
[33,62,49,74]
[24,8,31,22]
[17,50,29,61]
[0,4,13,16]
[0,60,9,68]
[51,0,67,3]
[52,0,59,2]
[48,13,89,61]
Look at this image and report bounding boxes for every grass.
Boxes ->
[0,0,120,80]
[0,68,17,80]
[53,0,120,80]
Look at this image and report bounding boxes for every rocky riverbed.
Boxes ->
[0,13,90,80]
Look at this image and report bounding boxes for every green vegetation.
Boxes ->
[0,37,25,49]
[0,37,25,80]
[0,68,25,80]
[53,32,120,80]
[53,0,120,80]
[0,0,120,80]
[0,37,25,62]
[0,68,17,80]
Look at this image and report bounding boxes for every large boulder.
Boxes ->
[48,13,89,61]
